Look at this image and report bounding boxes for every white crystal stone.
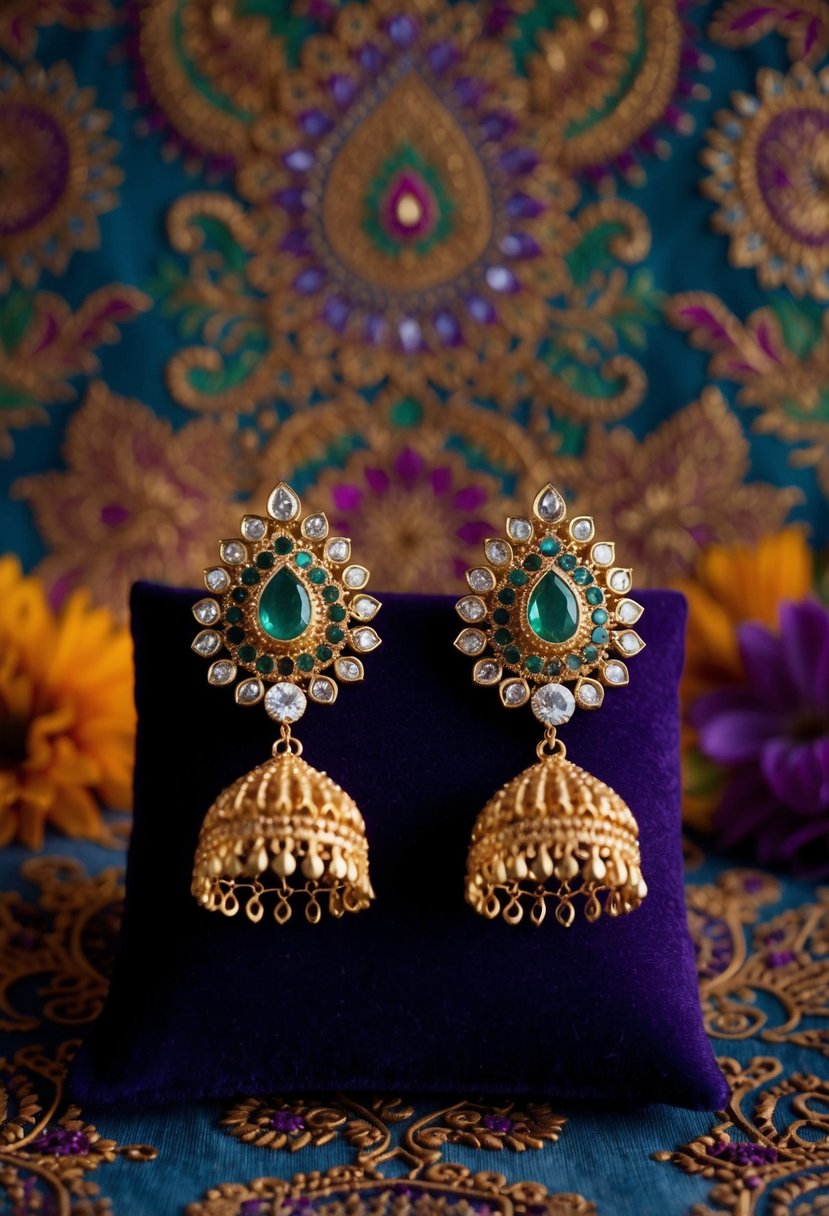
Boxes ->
[591,542,614,566]
[241,515,267,541]
[455,628,485,656]
[208,659,236,686]
[506,517,533,543]
[335,657,364,681]
[352,627,380,652]
[192,629,221,657]
[484,539,511,566]
[236,678,264,705]
[192,598,220,625]
[456,596,486,623]
[569,517,594,542]
[604,661,629,685]
[310,677,337,704]
[576,680,604,708]
[302,513,328,540]
[617,630,644,655]
[205,567,230,592]
[267,483,300,521]
[344,564,369,589]
[609,568,632,593]
[500,679,529,707]
[352,595,380,621]
[534,485,565,523]
[220,540,246,565]
[473,659,502,685]
[531,683,576,726]
[326,537,351,563]
[467,567,495,592]
[264,682,307,723]
[616,598,643,625]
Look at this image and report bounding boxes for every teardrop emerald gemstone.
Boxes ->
[526,570,580,644]
[257,567,312,641]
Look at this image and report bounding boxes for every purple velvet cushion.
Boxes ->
[69,583,727,1110]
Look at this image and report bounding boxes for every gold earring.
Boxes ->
[456,484,647,927]
[190,482,380,925]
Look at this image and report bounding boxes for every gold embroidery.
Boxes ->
[709,0,829,67]
[0,0,118,61]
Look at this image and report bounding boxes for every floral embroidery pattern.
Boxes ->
[553,388,799,585]
[14,381,238,618]
[0,0,119,62]
[0,284,150,457]
[669,290,829,499]
[709,1,829,67]
[701,64,829,301]
[0,61,122,291]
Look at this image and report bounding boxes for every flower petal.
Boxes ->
[760,737,829,815]
[695,706,779,765]
[779,599,829,706]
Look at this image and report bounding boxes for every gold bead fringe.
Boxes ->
[191,746,374,924]
[466,746,646,927]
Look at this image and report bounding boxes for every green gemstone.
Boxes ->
[257,567,312,641]
[583,644,598,663]
[573,567,593,585]
[297,654,314,672]
[586,587,603,605]
[323,586,340,603]
[493,608,510,625]
[241,568,260,585]
[591,609,608,625]
[525,655,542,673]
[494,628,513,646]
[544,658,562,677]
[295,552,313,568]
[278,657,294,675]
[566,653,582,671]
[316,645,333,662]
[231,587,247,604]
[557,553,577,572]
[523,554,542,571]
[509,569,529,586]
[592,627,609,644]
[498,588,515,605]
[327,626,344,643]
[329,604,346,622]
[238,644,256,663]
[504,645,521,664]
[309,568,326,584]
[256,552,275,569]
[540,538,560,556]
[256,655,274,674]
[226,626,245,645]
[274,537,294,555]
[226,606,243,624]
[526,570,580,645]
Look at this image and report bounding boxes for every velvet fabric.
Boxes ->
[69,583,727,1111]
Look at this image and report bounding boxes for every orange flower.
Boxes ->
[673,529,813,830]
[0,556,134,848]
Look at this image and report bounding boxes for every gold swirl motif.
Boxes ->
[192,751,374,924]
[466,755,645,927]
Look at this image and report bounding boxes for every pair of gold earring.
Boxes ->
[190,481,647,928]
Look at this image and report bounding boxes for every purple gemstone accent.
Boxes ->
[480,111,517,142]
[274,187,307,215]
[365,467,391,494]
[708,1139,778,1166]
[31,1127,92,1156]
[270,1110,305,1133]
[294,267,326,295]
[399,317,423,352]
[434,309,462,346]
[283,148,315,173]
[299,109,334,139]
[500,232,541,259]
[328,74,357,108]
[0,104,70,236]
[766,949,796,968]
[394,447,425,482]
[486,266,519,293]
[483,1114,514,1134]
[467,294,496,324]
[427,41,459,75]
[454,76,487,108]
[500,146,539,177]
[387,15,418,47]
[323,294,350,332]
[357,43,384,74]
[506,192,545,220]
[364,314,388,345]
[280,230,313,257]
[430,467,452,496]
[100,503,129,527]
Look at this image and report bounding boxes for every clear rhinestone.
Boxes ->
[456,596,486,623]
[467,567,495,592]
[310,677,337,704]
[570,517,594,542]
[531,683,575,725]
[609,568,632,593]
[344,565,369,589]
[302,513,328,540]
[500,679,529,707]
[192,630,221,657]
[208,660,236,686]
[604,661,629,685]
[236,678,264,705]
[326,538,351,563]
[352,595,379,621]
[220,540,246,565]
[267,483,300,521]
[352,626,380,652]
[534,485,565,523]
[192,598,220,625]
[591,543,614,566]
[616,598,643,625]
[264,682,307,723]
[506,517,533,543]
[617,630,644,655]
[241,516,267,541]
[335,657,364,681]
[455,629,485,656]
[484,539,511,566]
[205,567,230,592]
[576,680,603,708]
[473,659,502,685]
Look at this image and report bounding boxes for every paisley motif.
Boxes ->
[709,0,829,67]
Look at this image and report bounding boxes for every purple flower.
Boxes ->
[691,600,829,876]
